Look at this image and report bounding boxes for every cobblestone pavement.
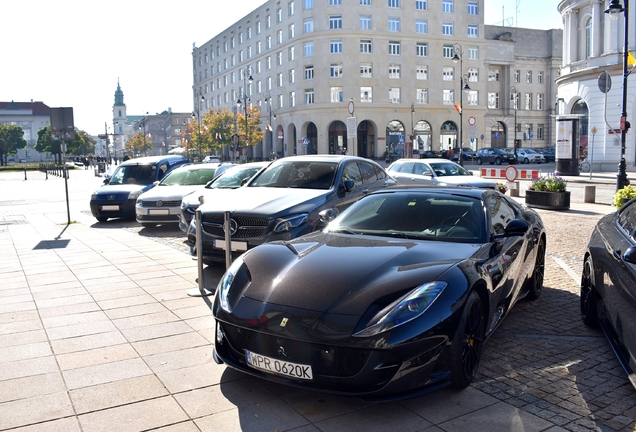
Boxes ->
[1,169,635,431]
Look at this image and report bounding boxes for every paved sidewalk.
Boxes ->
[0,168,634,432]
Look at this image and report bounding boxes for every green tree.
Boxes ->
[71,130,96,156]
[126,132,153,156]
[0,123,27,166]
[35,126,62,163]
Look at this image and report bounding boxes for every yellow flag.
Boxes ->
[628,51,636,66]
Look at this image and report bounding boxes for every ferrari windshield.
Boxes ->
[327,192,486,243]
[159,168,217,186]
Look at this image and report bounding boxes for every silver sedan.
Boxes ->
[387,158,498,189]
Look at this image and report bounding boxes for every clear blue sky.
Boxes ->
[2,0,563,136]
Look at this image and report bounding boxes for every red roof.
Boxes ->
[0,101,51,116]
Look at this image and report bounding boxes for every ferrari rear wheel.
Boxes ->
[449,291,485,389]
[526,237,545,300]
[580,256,599,327]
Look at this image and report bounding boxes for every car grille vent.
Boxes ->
[97,193,128,201]
[202,214,269,239]
[222,323,371,377]
[141,200,181,207]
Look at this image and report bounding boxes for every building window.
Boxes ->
[443,0,453,13]
[388,17,401,31]
[360,15,371,29]
[442,22,453,35]
[267,36,272,49]
[330,0,342,4]
[239,51,244,62]
[330,15,343,29]
[443,67,454,81]
[267,77,272,90]
[514,70,520,83]
[416,42,428,57]
[304,41,314,56]
[304,18,314,33]
[443,89,454,104]
[416,19,427,34]
[585,18,592,59]
[361,86,373,102]
[304,0,313,8]
[388,0,400,7]
[278,94,284,109]
[468,24,478,37]
[257,41,262,54]
[417,88,428,104]
[488,69,500,82]
[277,51,283,65]
[389,41,401,55]
[468,46,479,60]
[289,1,295,16]
[257,22,261,34]
[537,124,544,139]
[267,15,271,28]
[526,71,532,83]
[360,63,373,77]
[277,30,283,44]
[360,0,371,4]
[304,65,314,79]
[267,56,271,69]
[277,8,282,22]
[443,44,454,58]
[331,86,344,102]
[360,39,372,53]
[331,63,343,77]
[467,90,478,105]
[288,46,295,61]
[512,92,519,109]
[468,1,478,15]
[256,60,261,73]
[416,0,427,11]
[247,47,252,58]
[290,91,296,107]
[330,39,343,53]
[305,89,314,104]
[416,66,428,80]
[248,27,252,39]
[289,24,295,39]
[389,64,400,78]
[289,69,295,83]
[468,68,478,82]
[525,93,532,110]
[538,71,544,84]
[488,92,499,109]
[277,73,283,87]
[389,87,401,103]
[537,93,544,110]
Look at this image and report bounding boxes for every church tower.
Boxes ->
[112,79,127,152]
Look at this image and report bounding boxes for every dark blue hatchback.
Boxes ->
[90,155,189,222]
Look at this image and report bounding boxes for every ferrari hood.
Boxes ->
[197,186,327,216]
[239,232,479,316]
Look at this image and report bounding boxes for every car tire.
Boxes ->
[449,290,485,389]
[580,256,599,327]
[96,216,108,222]
[476,157,482,165]
[526,237,545,300]
[141,223,158,228]
[495,158,502,165]
[523,158,529,164]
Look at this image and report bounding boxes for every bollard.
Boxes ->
[509,181,519,197]
[45,169,48,180]
[584,185,596,203]
[187,208,213,297]
[24,167,27,180]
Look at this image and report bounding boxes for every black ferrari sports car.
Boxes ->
[581,198,636,389]
[212,187,546,399]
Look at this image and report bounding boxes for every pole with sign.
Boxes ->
[347,99,356,156]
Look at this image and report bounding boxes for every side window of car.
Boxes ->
[374,165,387,180]
[413,163,431,176]
[486,194,516,235]
[157,163,169,180]
[343,161,363,186]
[359,162,382,186]
[618,205,636,240]
[400,161,415,173]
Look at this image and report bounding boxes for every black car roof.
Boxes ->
[119,155,189,166]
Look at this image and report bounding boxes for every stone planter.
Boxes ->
[525,190,570,210]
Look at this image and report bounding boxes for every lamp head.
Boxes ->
[452,53,460,63]
[605,0,624,20]
[237,99,242,106]
[248,75,254,84]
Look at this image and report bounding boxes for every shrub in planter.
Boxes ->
[613,184,636,208]
[528,174,567,192]
[496,182,508,194]
[526,174,570,210]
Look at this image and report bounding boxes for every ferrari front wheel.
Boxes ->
[449,290,485,389]
[580,256,599,327]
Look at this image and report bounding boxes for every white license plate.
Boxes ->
[101,205,119,211]
[213,239,248,251]
[148,209,169,215]
[245,350,313,380]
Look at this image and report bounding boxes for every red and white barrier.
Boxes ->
[480,168,539,180]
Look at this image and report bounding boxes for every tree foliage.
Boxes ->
[35,126,95,163]
[0,123,27,166]
[126,132,153,156]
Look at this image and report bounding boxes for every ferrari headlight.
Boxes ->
[217,256,245,313]
[353,281,447,337]
[273,213,308,233]
[129,190,142,200]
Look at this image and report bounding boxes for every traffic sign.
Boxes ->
[598,72,612,94]
[468,116,476,126]
[302,137,309,146]
[505,165,518,182]
[529,131,534,139]
[348,100,355,115]
[346,117,357,138]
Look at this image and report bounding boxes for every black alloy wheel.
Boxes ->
[580,256,599,326]
[476,157,482,165]
[495,157,502,165]
[449,290,485,389]
[526,237,545,300]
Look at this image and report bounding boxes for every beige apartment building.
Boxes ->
[193,0,562,161]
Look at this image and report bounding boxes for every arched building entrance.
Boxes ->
[571,99,589,154]
[440,121,457,151]
[357,120,376,158]
[414,120,432,154]
[491,121,506,148]
[328,121,347,154]
[386,120,405,158]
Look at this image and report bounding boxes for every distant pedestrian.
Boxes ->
[447,146,454,160]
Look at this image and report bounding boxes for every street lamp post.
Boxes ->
[193,91,205,162]
[452,43,471,166]
[263,92,277,159]
[236,66,254,159]
[605,0,631,190]
[510,86,518,162]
